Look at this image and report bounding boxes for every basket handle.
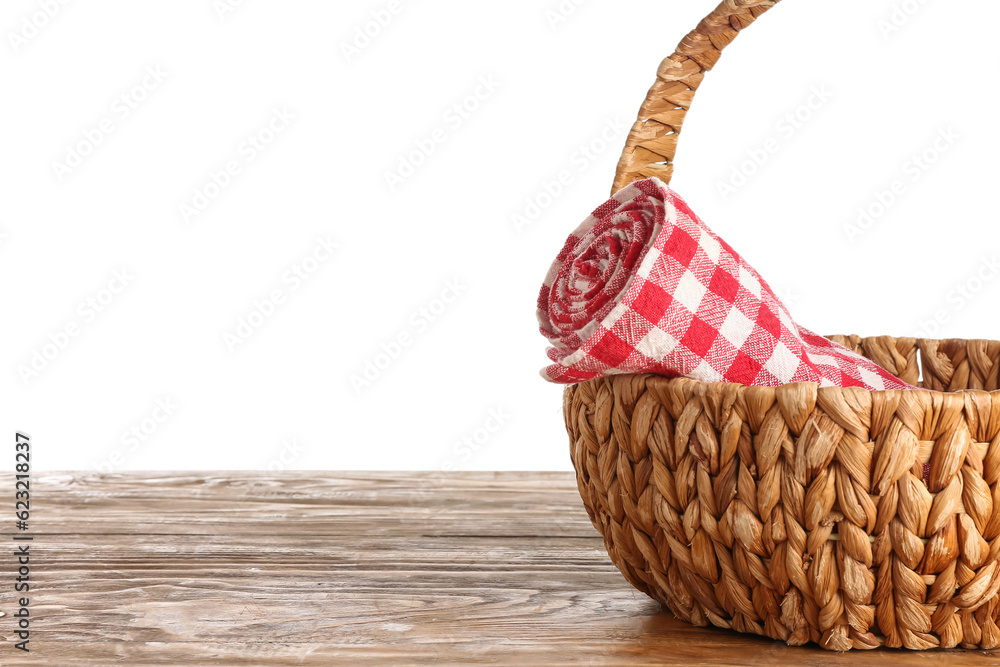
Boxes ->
[612,0,782,194]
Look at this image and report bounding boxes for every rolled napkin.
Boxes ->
[536,177,913,390]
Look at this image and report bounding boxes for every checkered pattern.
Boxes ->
[536,177,913,390]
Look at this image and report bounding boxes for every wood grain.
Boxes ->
[1,471,998,665]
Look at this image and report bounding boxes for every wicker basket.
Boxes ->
[564,0,1000,651]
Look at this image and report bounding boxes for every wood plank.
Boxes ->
[0,471,997,664]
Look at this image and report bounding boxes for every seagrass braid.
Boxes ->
[611,0,780,194]
[566,336,1000,649]
[829,336,1000,393]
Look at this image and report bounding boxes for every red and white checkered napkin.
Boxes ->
[536,177,913,390]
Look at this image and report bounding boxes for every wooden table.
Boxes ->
[2,472,998,665]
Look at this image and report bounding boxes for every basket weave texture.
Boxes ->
[565,0,1000,651]
[567,337,1000,650]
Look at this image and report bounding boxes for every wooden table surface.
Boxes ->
[2,471,999,665]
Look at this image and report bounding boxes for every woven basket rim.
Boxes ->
[579,371,1000,396]
[574,335,1000,394]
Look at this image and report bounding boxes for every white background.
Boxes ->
[2,0,997,472]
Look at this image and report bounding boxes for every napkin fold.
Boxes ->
[536,177,912,391]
